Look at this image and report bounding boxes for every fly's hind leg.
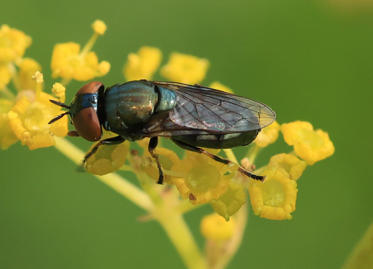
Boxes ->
[83,136,125,164]
[172,139,264,181]
[148,137,164,184]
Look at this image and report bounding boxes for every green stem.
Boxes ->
[210,203,248,269]
[54,137,153,211]
[155,207,207,269]
[342,222,373,269]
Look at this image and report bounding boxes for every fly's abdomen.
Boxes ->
[172,130,259,149]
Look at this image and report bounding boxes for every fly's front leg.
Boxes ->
[148,136,164,184]
[172,139,264,181]
[83,136,125,164]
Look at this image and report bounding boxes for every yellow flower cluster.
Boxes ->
[0,21,111,150]
[51,20,110,81]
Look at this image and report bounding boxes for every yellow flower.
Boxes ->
[16,58,42,91]
[268,153,307,181]
[0,64,11,90]
[209,81,233,94]
[281,121,335,165]
[51,42,110,81]
[210,181,246,220]
[123,46,162,81]
[0,25,31,63]
[92,20,107,35]
[161,52,209,84]
[85,140,130,176]
[7,82,68,150]
[254,121,280,148]
[0,99,18,149]
[172,150,233,205]
[200,213,236,241]
[248,168,297,220]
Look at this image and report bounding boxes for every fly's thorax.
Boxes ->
[103,81,159,136]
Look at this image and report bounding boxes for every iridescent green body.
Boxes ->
[102,80,260,148]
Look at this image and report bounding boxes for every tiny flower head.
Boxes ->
[248,168,297,220]
[0,64,11,90]
[85,138,130,176]
[172,150,233,205]
[123,46,162,81]
[209,81,233,94]
[161,52,209,84]
[16,58,42,91]
[0,99,18,149]
[51,42,110,81]
[268,153,307,181]
[7,77,68,150]
[254,121,280,148]
[210,181,246,220]
[92,20,107,35]
[200,213,236,241]
[0,25,31,63]
[51,82,66,103]
[281,121,335,165]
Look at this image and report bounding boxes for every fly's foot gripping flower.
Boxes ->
[248,168,297,220]
[51,42,110,81]
[255,121,280,148]
[201,213,236,241]
[140,146,182,184]
[85,140,130,175]
[0,25,31,63]
[123,46,162,81]
[172,151,234,205]
[281,121,335,165]
[161,52,209,84]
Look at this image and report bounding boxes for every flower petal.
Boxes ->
[161,52,209,84]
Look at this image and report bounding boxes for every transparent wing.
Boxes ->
[152,81,276,133]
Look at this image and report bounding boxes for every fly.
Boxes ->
[49,80,276,184]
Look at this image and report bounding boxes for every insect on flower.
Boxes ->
[49,80,276,184]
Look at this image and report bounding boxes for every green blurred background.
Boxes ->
[1,0,372,268]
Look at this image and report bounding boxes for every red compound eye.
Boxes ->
[72,81,103,142]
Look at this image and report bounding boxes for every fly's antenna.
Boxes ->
[48,112,70,124]
[49,99,71,109]
[48,99,71,124]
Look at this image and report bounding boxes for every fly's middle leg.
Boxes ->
[148,136,164,184]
